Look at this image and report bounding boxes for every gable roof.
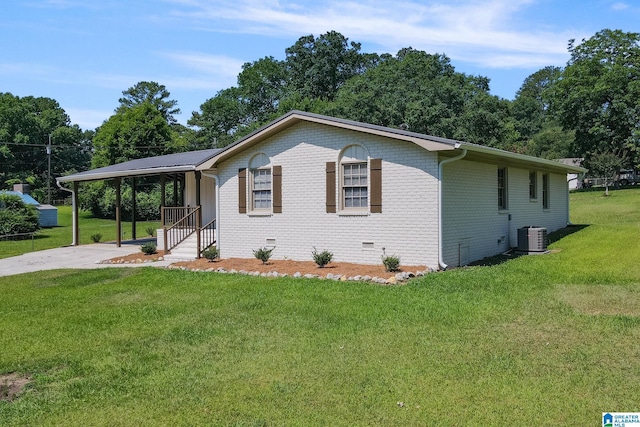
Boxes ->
[57,148,223,183]
[197,111,586,174]
[57,111,586,184]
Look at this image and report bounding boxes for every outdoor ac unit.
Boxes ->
[517,226,547,253]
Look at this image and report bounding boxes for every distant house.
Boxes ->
[58,111,585,269]
[557,158,585,190]
[1,184,58,227]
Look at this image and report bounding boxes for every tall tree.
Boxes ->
[118,81,181,124]
[237,56,287,124]
[551,29,640,167]
[92,102,174,168]
[188,87,248,148]
[284,31,375,101]
[326,48,514,148]
[0,93,88,200]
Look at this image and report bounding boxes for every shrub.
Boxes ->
[382,255,401,272]
[90,233,102,243]
[145,227,155,236]
[312,247,333,268]
[253,247,274,264]
[141,242,157,255]
[0,194,40,236]
[202,246,219,262]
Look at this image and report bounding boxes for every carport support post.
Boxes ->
[195,171,202,258]
[72,181,79,246]
[160,174,166,225]
[131,177,137,240]
[115,177,122,247]
[173,176,178,206]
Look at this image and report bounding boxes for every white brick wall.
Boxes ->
[442,160,568,267]
[212,121,441,267]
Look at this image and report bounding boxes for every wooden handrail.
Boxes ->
[163,206,201,253]
[162,206,199,227]
[199,218,216,255]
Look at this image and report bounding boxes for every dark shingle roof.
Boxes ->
[57,148,223,183]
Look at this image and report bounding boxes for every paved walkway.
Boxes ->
[0,241,173,277]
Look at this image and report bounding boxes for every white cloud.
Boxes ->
[164,0,574,68]
[611,2,629,10]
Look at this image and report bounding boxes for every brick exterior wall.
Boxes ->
[441,159,568,267]
[213,121,441,267]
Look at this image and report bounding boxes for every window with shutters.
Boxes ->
[249,153,271,211]
[340,145,368,211]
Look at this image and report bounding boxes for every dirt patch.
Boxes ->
[0,373,31,402]
[171,257,429,280]
[556,284,640,316]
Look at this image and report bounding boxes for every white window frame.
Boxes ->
[249,153,272,212]
[498,167,508,211]
[529,171,537,200]
[542,173,550,209]
[339,145,369,212]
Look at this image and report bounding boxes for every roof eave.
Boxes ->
[460,143,588,173]
[57,165,196,183]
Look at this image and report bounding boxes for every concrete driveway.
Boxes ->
[0,241,173,277]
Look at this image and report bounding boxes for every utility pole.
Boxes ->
[47,135,52,205]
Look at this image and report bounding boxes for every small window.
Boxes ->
[498,167,508,210]
[529,171,537,199]
[542,173,550,209]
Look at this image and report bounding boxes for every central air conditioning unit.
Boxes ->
[517,226,547,253]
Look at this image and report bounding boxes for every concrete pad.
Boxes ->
[0,241,173,277]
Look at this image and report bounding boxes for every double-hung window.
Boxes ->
[529,171,537,200]
[252,168,272,210]
[542,173,550,209]
[249,153,271,211]
[498,167,508,210]
[343,162,368,208]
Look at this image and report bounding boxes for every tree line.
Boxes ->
[1,28,638,217]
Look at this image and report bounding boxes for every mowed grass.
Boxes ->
[1,188,639,426]
[0,206,159,259]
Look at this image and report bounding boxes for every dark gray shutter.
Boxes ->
[370,158,382,213]
[273,165,282,213]
[326,162,336,213]
[238,168,247,214]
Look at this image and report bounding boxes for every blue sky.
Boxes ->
[2,0,638,130]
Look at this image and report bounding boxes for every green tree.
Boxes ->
[552,29,640,167]
[326,48,513,148]
[188,87,248,148]
[285,31,375,101]
[238,56,287,123]
[118,81,181,124]
[0,93,89,201]
[92,102,174,168]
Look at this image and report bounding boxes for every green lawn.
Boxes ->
[1,188,639,426]
[0,206,159,259]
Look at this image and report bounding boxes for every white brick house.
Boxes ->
[58,111,585,269]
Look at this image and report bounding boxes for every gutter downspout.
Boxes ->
[438,146,467,270]
[56,179,78,246]
[201,172,220,253]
